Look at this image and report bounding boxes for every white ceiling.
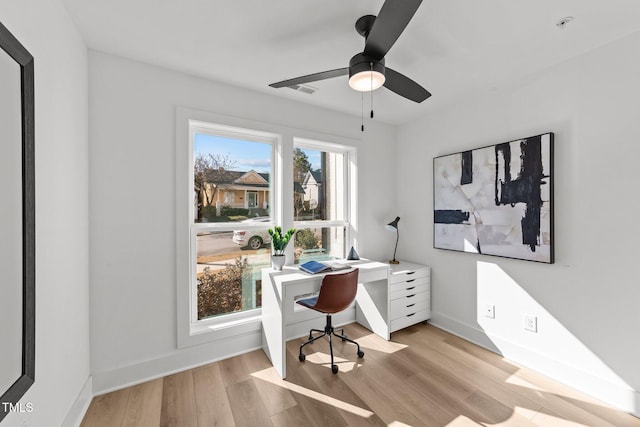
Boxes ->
[61,0,640,125]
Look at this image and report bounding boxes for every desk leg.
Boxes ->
[261,270,286,378]
[355,280,390,340]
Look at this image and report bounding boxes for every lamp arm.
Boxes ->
[393,229,399,262]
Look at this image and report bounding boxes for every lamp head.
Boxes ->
[385,216,400,232]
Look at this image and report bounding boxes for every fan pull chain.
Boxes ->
[361,91,364,132]
[370,62,374,119]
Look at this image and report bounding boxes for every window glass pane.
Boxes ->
[194,134,271,223]
[196,231,271,320]
[293,147,344,221]
[293,226,345,264]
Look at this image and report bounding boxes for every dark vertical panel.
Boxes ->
[0,20,35,422]
[494,135,545,252]
[460,150,473,185]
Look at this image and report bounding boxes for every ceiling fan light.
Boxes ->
[349,70,385,91]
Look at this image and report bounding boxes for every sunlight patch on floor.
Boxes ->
[356,333,408,354]
[443,415,483,426]
[388,421,418,427]
[503,373,546,394]
[303,351,362,373]
[251,367,374,418]
[518,406,590,427]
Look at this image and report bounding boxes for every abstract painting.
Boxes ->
[433,133,554,263]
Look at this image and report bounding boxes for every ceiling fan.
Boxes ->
[269,0,431,104]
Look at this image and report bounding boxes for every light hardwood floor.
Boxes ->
[80,323,640,427]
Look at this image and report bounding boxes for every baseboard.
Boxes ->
[429,311,501,353]
[429,312,640,418]
[60,376,93,427]
[92,329,262,395]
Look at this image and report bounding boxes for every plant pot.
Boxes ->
[271,254,286,271]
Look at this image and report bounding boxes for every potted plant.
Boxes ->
[268,226,295,270]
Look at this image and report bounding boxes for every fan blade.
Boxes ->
[363,0,422,59]
[383,67,431,103]
[269,68,349,88]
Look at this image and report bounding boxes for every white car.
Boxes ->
[232,217,272,250]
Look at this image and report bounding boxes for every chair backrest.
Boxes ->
[312,268,359,314]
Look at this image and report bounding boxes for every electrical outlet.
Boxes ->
[485,304,495,319]
[524,315,537,332]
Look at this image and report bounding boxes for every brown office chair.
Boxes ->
[296,268,364,374]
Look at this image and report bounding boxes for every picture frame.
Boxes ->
[433,133,554,263]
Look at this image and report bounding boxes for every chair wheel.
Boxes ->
[341,336,346,342]
[299,353,306,362]
[357,350,365,358]
[308,334,313,340]
[331,364,339,374]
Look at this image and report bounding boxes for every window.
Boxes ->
[190,121,277,324]
[177,108,357,347]
[293,139,354,263]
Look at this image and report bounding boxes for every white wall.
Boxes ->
[397,31,640,415]
[88,51,397,392]
[0,1,91,426]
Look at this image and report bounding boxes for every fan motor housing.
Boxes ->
[349,53,385,78]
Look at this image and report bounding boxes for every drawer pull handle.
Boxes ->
[406,286,416,291]
[406,303,416,308]
[406,313,416,317]
[406,271,416,275]
[406,279,416,283]
[406,294,416,298]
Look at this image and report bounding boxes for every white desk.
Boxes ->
[261,259,389,378]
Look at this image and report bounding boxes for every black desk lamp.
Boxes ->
[385,216,400,264]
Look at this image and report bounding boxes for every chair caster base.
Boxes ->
[299,353,306,362]
[331,364,338,374]
[357,350,365,358]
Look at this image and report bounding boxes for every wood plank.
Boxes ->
[461,389,540,426]
[219,353,251,386]
[226,379,275,427]
[122,378,163,427]
[270,405,311,427]
[242,350,298,416]
[80,388,130,427]
[192,363,236,427]
[160,370,197,427]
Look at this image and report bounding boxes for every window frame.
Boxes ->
[177,109,283,348]
[189,121,278,325]
[176,108,358,348]
[293,137,357,261]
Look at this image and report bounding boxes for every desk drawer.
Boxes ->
[390,291,429,318]
[388,267,429,285]
[390,309,430,333]
[389,277,429,300]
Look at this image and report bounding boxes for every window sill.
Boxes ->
[179,313,262,349]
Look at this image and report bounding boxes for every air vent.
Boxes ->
[287,84,317,95]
